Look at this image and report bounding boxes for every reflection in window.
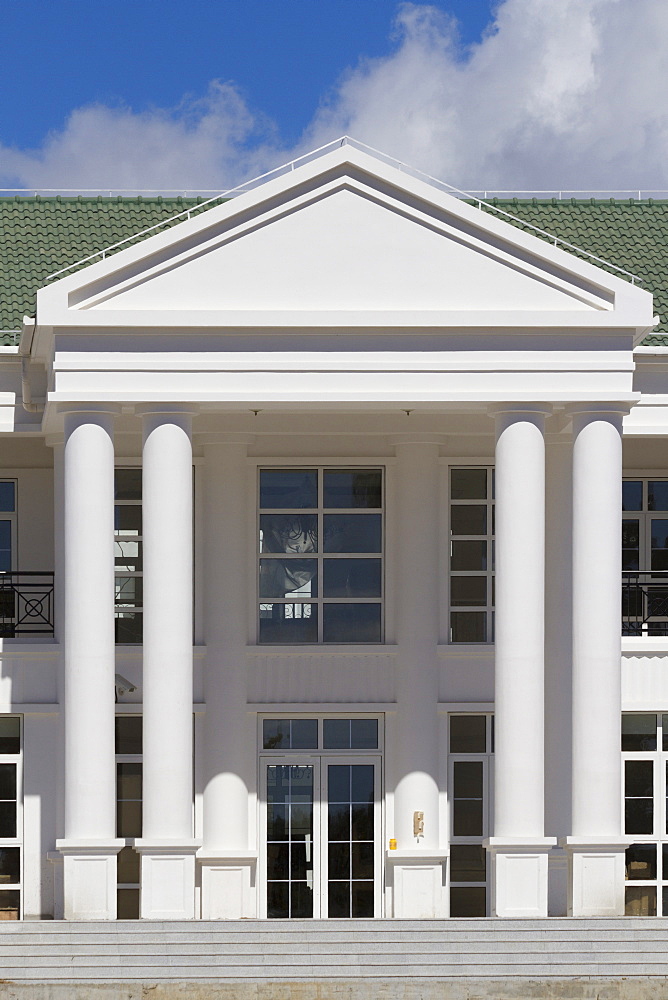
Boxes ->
[259,469,383,644]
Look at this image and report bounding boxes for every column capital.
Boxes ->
[136,404,198,418]
[566,401,635,419]
[488,403,553,420]
[57,403,120,417]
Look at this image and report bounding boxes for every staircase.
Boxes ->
[2,918,668,997]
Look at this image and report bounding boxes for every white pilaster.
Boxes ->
[486,407,555,918]
[563,406,630,916]
[56,409,122,920]
[391,439,446,917]
[198,439,256,918]
[135,408,198,919]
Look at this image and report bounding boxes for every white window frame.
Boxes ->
[447,712,493,917]
[448,467,495,644]
[622,711,668,915]
[0,716,23,921]
[257,467,384,644]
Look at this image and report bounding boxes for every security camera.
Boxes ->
[115,673,137,698]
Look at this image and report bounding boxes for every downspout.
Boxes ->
[19,315,43,413]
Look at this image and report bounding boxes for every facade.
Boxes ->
[1,140,668,923]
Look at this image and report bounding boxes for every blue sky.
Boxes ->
[3,0,495,150]
[1,1,667,191]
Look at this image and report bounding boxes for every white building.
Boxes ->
[1,140,667,924]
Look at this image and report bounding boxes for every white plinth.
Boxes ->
[562,837,630,916]
[135,840,199,920]
[387,850,448,918]
[485,838,556,917]
[57,839,124,921]
[198,852,257,919]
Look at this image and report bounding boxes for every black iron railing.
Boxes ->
[0,573,54,637]
[623,572,668,636]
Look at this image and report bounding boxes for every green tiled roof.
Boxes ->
[2,194,668,346]
[0,195,225,343]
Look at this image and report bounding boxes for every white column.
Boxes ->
[390,439,446,918]
[56,409,122,920]
[485,406,555,918]
[135,408,198,919]
[563,406,629,916]
[198,439,256,918]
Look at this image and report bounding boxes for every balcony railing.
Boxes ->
[623,572,668,637]
[0,573,54,637]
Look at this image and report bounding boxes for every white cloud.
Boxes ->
[2,0,668,192]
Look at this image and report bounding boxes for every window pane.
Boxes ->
[259,604,317,644]
[114,540,142,573]
[328,880,350,917]
[622,519,640,548]
[323,515,381,553]
[625,885,656,916]
[622,715,657,752]
[263,719,290,750]
[451,611,486,643]
[115,612,142,644]
[451,469,487,500]
[450,716,486,753]
[114,469,142,501]
[267,882,289,918]
[351,719,378,750]
[451,540,486,571]
[352,841,374,879]
[0,522,11,573]
[323,471,381,509]
[0,848,19,884]
[623,481,643,511]
[663,715,668,752]
[649,482,668,511]
[260,515,317,555]
[626,800,654,835]
[450,844,486,882]
[117,763,142,799]
[323,719,350,749]
[323,559,381,598]
[114,506,141,535]
[453,761,483,798]
[450,505,487,536]
[0,719,19,755]
[115,576,143,607]
[626,760,654,797]
[260,470,317,509]
[117,846,140,884]
[0,890,20,920]
[625,843,657,880]
[450,576,487,607]
[117,888,140,919]
[0,803,16,838]
[450,886,486,916]
[115,717,142,755]
[0,764,16,800]
[259,559,317,598]
[453,800,483,836]
[351,881,374,917]
[117,801,142,837]
[323,604,381,643]
[0,483,15,514]
[291,719,318,749]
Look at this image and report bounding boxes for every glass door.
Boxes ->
[261,755,381,918]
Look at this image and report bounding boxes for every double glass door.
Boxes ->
[261,756,380,918]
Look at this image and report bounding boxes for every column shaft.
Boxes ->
[571,411,623,837]
[142,411,194,841]
[494,409,547,838]
[63,411,116,840]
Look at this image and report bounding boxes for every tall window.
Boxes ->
[449,468,495,643]
[621,713,668,915]
[116,715,142,919]
[114,470,142,644]
[258,469,383,644]
[448,714,493,916]
[0,717,22,920]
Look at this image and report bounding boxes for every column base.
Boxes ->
[485,838,556,917]
[135,840,200,919]
[561,837,631,916]
[197,851,258,919]
[56,839,125,920]
[386,850,448,918]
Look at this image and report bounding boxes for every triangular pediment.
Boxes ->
[37,144,652,331]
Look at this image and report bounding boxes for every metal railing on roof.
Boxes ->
[39,136,642,285]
